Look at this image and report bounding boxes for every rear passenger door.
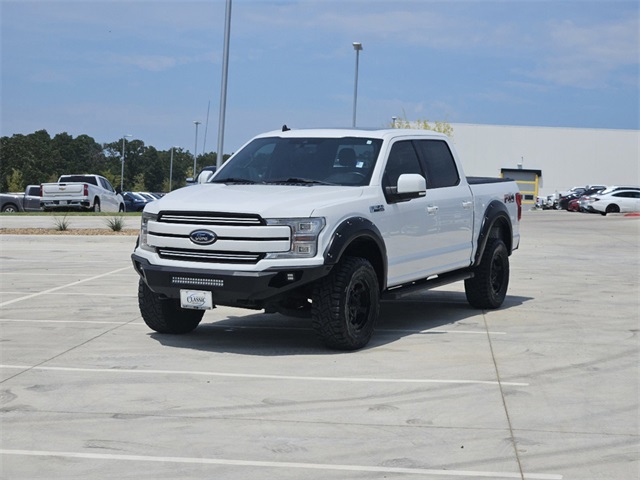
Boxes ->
[414,140,474,271]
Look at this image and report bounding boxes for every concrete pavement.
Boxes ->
[0,210,638,479]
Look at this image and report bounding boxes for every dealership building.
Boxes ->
[448,123,639,204]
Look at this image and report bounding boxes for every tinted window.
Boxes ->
[414,140,460,188]
[614,191,640,198]
[382,141,423,190]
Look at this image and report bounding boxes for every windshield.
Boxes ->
[212,136,383,186]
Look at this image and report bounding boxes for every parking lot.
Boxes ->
[0,211,638,479]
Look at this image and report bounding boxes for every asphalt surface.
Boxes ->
[0,211,638,479]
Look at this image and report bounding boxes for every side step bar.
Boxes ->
[381,270,473,301]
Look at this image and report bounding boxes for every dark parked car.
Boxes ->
[122,192,148,212]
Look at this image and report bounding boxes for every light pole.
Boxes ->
[391,116,397,128]
[217,0,232,170]
[352,42,363,127]
[193,121,201,177]
[120,134,132,191]
[169,146,180,192]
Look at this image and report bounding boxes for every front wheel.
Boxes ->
[138,279,204,334]
[605,204,620,214]
[311,257,380,350]
[465,238,509,309]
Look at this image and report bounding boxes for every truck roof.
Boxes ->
[254,127,449,141]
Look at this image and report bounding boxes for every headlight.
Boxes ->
[140,211,158,252]
[265,217,325,259]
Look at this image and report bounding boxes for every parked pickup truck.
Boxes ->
[40,174,124,212]
[0,185,42,213]
[132,128,522,350]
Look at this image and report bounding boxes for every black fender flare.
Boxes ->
[323,217,388,290]
[473,200,514,267]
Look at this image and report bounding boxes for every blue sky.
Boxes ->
[1,0,638,154]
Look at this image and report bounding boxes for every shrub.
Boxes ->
[105,216,125,232]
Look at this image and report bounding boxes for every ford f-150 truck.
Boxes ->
[40,174,124,212]
[132,128,521,350]
[0,185,42,212]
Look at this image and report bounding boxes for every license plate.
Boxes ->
[59,200,67,205]
[180,290,213,310]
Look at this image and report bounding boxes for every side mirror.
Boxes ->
[115,187,122,195]
[198,171,214,184]
[186,177,195,184]
[397,174,426,197]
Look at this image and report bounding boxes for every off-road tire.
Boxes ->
[138,279,204,334]
[465,238,509,309]
[311,257,380,350]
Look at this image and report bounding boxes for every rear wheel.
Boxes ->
[465,238,509,309]
[1,204,18,213]
[311,257,379,350]
[93,199,101,212]
[138,279,204,334]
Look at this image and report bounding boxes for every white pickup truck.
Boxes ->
[132,128,521,350]
[40,174,124,212]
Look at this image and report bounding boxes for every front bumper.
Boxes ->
[131,253,332,309]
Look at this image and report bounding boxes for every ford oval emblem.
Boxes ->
[189,230,217,245]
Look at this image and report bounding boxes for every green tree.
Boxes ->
[5,168,24,191]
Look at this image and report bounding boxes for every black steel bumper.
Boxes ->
[131,253,332,309]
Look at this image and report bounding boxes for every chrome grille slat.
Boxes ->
[159,212,262,226]
[158,248,263,264]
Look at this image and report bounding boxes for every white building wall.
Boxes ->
[449,123,639,196]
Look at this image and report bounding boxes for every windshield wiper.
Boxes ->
[211,178,259,184]
[266,177,335,186]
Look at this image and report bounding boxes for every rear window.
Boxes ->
[59,175,98,186]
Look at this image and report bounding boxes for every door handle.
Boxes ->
[427,205,438,214]
[462,201,473,209]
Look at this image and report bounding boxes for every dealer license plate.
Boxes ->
[180,290,213,310]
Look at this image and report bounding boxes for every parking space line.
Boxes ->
[0,292,136,297]
[0,319,134,325]
[0,267,130,307]
[379,328,506,335]
[0,449,562,479]
[0,364,529,386]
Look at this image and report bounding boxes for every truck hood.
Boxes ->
[151,184,364,217]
